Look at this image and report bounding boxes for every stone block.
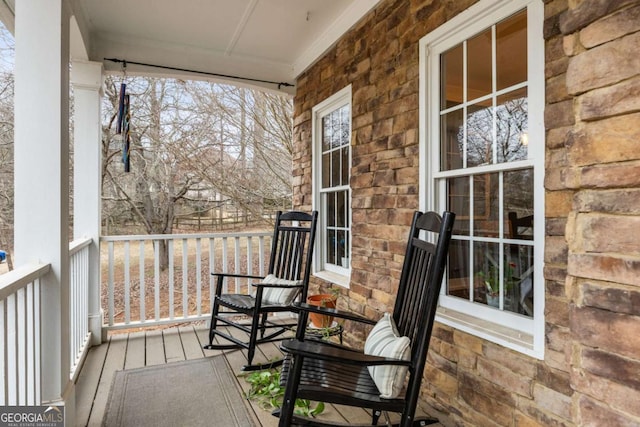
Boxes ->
[578,214,640,254]
[453,329,483,354]
[546,217,568,236]
[532,383,572,421]
[581,347,640,392]
[570,305,640,359]
[566,113,640,166]
[580,161,640,189]
[545,296,570,327]
[572,367,640,418]
[579,76,640,122]
[459,372,515,425]
[574,188,640,215]
[483,344,537,377]
[579,2,640,48]
[566,32,640,95]
[536,364,573,395]
[545,235,568,264]
[546,190,573,217]
[547,73,570,103]
[559,0,637,34]
[581,281,640,315]
[545,99,575,129]
[477,358,533,397]
[578,394,640,426]
[570,253,640,287]
[561,33,581,56]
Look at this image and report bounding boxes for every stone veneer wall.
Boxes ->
[292,0,640,425]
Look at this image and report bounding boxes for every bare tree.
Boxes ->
[0,26,14,271]
[182,83,293,220]
[102,77,199,268]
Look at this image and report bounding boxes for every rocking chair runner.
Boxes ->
[204,210,318,371]
[277,210,455,427]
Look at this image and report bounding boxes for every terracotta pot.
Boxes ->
[306,294,337,328]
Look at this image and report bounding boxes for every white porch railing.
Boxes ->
[69,237,92,379]
[0,262,50,405]
[101,231,271,330]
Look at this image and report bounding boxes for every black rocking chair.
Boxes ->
[204,210,318,371]
[277,210,455,427]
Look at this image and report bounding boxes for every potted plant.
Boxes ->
[306,291,338,328]
[477,262,516,308]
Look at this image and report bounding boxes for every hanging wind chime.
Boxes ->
[116,62,131,172]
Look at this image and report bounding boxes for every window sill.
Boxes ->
[314,270,350,288]
[436,306,542,359]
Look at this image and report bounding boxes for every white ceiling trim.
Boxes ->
[292,0,381,78]
[226,0,259,56]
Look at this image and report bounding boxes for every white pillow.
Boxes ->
[364,313,411,399]
[254,274,301,305]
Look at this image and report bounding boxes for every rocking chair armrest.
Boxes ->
[293,302,377,326]
[281,339,411,367]
[211,272,264,280]
[252,282,304,290]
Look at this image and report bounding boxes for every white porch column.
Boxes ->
[71,61,104,346]
[14,0,70,405]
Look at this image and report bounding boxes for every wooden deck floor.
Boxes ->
[74,322,442,426]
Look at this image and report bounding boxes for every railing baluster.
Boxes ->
[208,238,215,313]
[124,241,130,325]
[234,236,241,293]
[196,238,202,316]
[139,241,145,322]
[168,239,174,320]
[108,241,115,326]
[247,236,253,282]
[154,240,160,321]
[222,237,229,293]
[182,239,188,319]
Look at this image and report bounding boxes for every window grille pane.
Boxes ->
[467,101,493,167]
[447,240,470,299]
[467,29,493,101]
[496,88,528,163]
[441,44,464,109]
[440,109,464,170]
[496,11,527,91]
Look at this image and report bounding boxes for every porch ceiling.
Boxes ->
[0,0,381,94]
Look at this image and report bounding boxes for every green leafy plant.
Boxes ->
[240,367,325,417]
[477,261,516,296]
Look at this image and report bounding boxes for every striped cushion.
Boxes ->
[255,274,301,305]
[364,313,411,399]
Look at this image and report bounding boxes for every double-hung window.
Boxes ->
[312,85,352,286]
[420,0,544,357]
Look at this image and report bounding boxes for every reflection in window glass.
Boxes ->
[497,11,527,91]
[496,88,528,163]
[441,44,464,109]
[441,109,464,171]
[467,29,492,101]
[466,102,493,167]
[447,240,470,299]
[446,177,470,235]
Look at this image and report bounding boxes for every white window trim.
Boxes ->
[419,0,545,359]
[312,84,352,288]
